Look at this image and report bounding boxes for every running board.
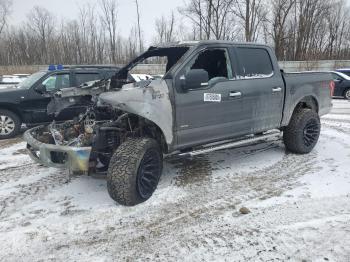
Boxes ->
[177,131,281,158]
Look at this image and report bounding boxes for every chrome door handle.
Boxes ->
[272,87,282,93]
[229,91,242,98]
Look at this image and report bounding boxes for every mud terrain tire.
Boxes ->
[107,137,163,206]
[0,109,21,140]
[283,108,320,154]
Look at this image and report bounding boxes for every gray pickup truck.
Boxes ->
[24,40,333,206]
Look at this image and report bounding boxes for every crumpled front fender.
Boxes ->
[98,80,174,145]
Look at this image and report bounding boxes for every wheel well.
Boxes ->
[293,96,319,114]
[0,105,23,122]
[133,116,169,154]
[344,87,350,96]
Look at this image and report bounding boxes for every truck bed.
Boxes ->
[281,71,333,126]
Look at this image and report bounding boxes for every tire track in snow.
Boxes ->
[0,169,69,220]
[39,140,320,259]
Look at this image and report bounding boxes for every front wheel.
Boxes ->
[107,138,163,206]
[0,110,21,139]
[283,109,321,154]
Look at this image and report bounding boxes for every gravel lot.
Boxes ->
[0,99,349,262]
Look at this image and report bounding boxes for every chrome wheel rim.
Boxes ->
[0,115,15,136]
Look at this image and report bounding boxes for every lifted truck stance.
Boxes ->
[24,41,333,206]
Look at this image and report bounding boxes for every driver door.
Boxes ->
[174,47,249,149]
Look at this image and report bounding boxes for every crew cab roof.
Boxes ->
[149,40,271,49]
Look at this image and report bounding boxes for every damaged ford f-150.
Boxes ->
[24,40,333,206]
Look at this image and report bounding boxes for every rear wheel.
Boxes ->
[107,137,163,206]
[344,89,350,100]
[0,110,21,139]
[283,108,320,154]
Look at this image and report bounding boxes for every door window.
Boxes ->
[236,48,273,78]
[42,74,70,91]
[185,48,233,81]
[76,73,100,86]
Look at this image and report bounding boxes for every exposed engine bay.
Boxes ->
[33,100,167,172]
[29,43,192,172]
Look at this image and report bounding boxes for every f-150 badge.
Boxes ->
[204,93,221,102]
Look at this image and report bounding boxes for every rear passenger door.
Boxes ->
[232,46,285,132]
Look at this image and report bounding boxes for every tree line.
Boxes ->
[0,0,350,66]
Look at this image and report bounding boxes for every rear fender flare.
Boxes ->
[283,95,319,126]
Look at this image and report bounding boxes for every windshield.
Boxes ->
[17,71,47,89]
[111,46,190,89]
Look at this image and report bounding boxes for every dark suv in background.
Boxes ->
[332,70,350,100]
[0,65,119,139]
[336,68,350,77]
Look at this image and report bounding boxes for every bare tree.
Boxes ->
[0,0,12,36]
[179,0,213,40]
[135,0,143,53]
[270,0,296,59]
[27,6,55,63]
[209,0,236,40]
[125,26,139,61]
[99,0,118,64]
[293,0,331,60]
[154,12,176,43]
[3,0,350,67]
[179,0,239,40]
[232,0,268,42]
[325,0,349,59]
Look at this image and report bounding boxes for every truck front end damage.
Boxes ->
[24,125,92,173]
[24,80,174,174]
[98,80,174,145]
[24,43,192,174]
[24,79,116,173]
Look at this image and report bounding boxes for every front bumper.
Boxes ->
[23,126,92,173]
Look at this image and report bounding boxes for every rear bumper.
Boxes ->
[23,126,92,173]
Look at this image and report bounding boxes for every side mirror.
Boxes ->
[183,69,209,91]
[35,84,47,94]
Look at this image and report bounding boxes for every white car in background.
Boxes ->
[0,74,29,89]
[13,74,30,79]
[151,74,164,80]
[0,74,29,84]
[1,75,21,83]
[130,74,154,82]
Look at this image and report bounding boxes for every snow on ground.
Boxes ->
[0,100,350,261]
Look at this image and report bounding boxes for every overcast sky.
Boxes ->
[9,0,350,45]
[9,0,184,44]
